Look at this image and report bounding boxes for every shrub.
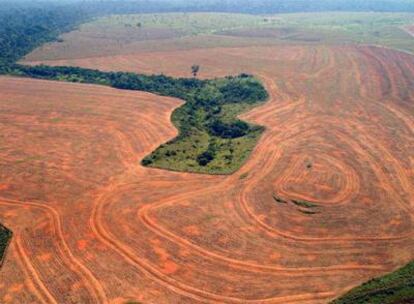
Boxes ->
[197,151,214,166]
[208,120,249,138]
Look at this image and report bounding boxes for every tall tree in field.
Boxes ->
[191,65,200,77]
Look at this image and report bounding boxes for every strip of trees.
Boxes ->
[3,63,267,168]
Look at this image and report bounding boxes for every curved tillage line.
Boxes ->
[138,193,387,273]
[2,45,413,303]
[90,182,217,303]
[88,77,391,304]
[306,46,337,79]
[335,127,414,217]
[241,165,410,242]
[0,198,108,304]
[13,235,58,304]
[359,47,396,100]
[126,75,388,273]
[276,147,361,206]
[236,120,413,242]
[373,103,414,196]
[90,179,341,303]
[329,107,413,216]
[382,102,414,135]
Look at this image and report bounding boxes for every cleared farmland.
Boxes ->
[1,37,414,303]
[24,12,414,64]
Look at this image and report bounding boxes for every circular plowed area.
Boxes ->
[1,44,414,304]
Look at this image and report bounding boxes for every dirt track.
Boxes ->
[1,44,414,303]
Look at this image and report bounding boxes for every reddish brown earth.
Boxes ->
[2,44,414,303]
[405,25,414,37]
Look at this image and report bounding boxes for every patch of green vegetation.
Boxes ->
[2,64,267,174]
[272,194,319,214]
[0,224,12,265]
[291,199,318,208]
[142,75,268,174]
[239,172,249,179]
[272,194,288,204]
[331,261,414,304]
[298,209,319,215]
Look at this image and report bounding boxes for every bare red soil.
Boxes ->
[2,44,414,303]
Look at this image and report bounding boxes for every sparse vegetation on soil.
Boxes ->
[23,12,414,63]
[291,199,318,208]
[272,195,288,204]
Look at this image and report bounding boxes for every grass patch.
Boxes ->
[331,261,414,304]
[144,124,264,174]
[239,172,249,179]
[272,194,288,204]
[298,209,319,215]
[291,199,318,208]
[0,224,12,266]
[272,194,319,215]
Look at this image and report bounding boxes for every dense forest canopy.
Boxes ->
[0,3,87,63]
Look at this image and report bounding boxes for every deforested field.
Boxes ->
[1,11,414,304]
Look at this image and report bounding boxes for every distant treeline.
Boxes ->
[127,0,414,14]
[1,0,414,64]
[2,63,206,98]
[4,1,414,15]
[1,63,266,103]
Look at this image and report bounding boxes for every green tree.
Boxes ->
[191,65,200,78]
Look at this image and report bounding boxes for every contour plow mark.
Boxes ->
[236,124,413,242]
[13,235,57,304]
[0,198,107,303]
[90,178,342,303]
[1,43,413,303]
[139,196,388,273]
